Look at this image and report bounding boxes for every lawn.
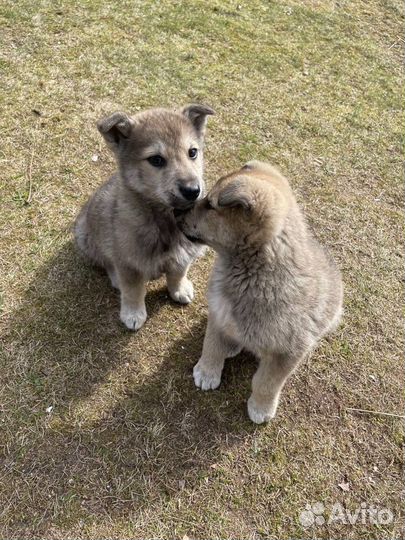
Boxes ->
[0,0,404,538]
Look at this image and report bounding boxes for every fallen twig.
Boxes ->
[346,407,405,420]
[26,149,34,204]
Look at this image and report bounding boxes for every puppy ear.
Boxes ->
[181,103,215,134]
[217,180,253,211]
[97,112,133,149]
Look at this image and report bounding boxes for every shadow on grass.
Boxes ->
[4,241,168,402]
[3,241,259,537]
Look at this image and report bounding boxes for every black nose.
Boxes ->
[179,185,201,201]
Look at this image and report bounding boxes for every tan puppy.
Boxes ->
[177,161,343,423]
[74,104,214,330]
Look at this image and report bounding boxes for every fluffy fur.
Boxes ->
[74,104,214,330]
[177,160,343,423]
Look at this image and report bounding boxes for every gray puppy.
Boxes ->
[178,161,343,423]
[74,104,214,330]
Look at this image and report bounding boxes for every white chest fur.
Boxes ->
[207,277,240,341]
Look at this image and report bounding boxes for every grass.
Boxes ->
[0,0,404,538]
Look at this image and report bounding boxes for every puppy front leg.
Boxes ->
[194,318,242,391]
[115,265,147,331]
[166,265,194,304]
[248,352,302,424]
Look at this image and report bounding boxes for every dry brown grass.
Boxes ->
[0,0,404,538]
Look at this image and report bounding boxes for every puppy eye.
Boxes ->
[147,155,166,168]
[188,148,198,159]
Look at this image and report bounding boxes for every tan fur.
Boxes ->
[177,160,343,423]
[74,104,214,330]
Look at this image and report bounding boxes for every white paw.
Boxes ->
[193,361,222,390]
[120,304,147,331]
[169,278,194,304]
[247,396,277,424]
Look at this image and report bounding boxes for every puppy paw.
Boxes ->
[193,360,221,390]
[247,396,277,424]
[169,278,194,304]
[120,305,147,331]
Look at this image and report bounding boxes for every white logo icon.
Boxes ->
[299,502,325,527]
[298,501,393,528]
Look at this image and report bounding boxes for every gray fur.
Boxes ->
[74,104,214,330]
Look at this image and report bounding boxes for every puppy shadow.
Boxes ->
[73,321,259,489]
[4,240,262,536]
[4,240,168,407]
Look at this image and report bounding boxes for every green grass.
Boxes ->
[0,0,404,538]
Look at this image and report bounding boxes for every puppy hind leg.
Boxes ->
[74,206,91,259]
[193,318,242,391]
[248,351,303,424]
[74,204,107,269]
